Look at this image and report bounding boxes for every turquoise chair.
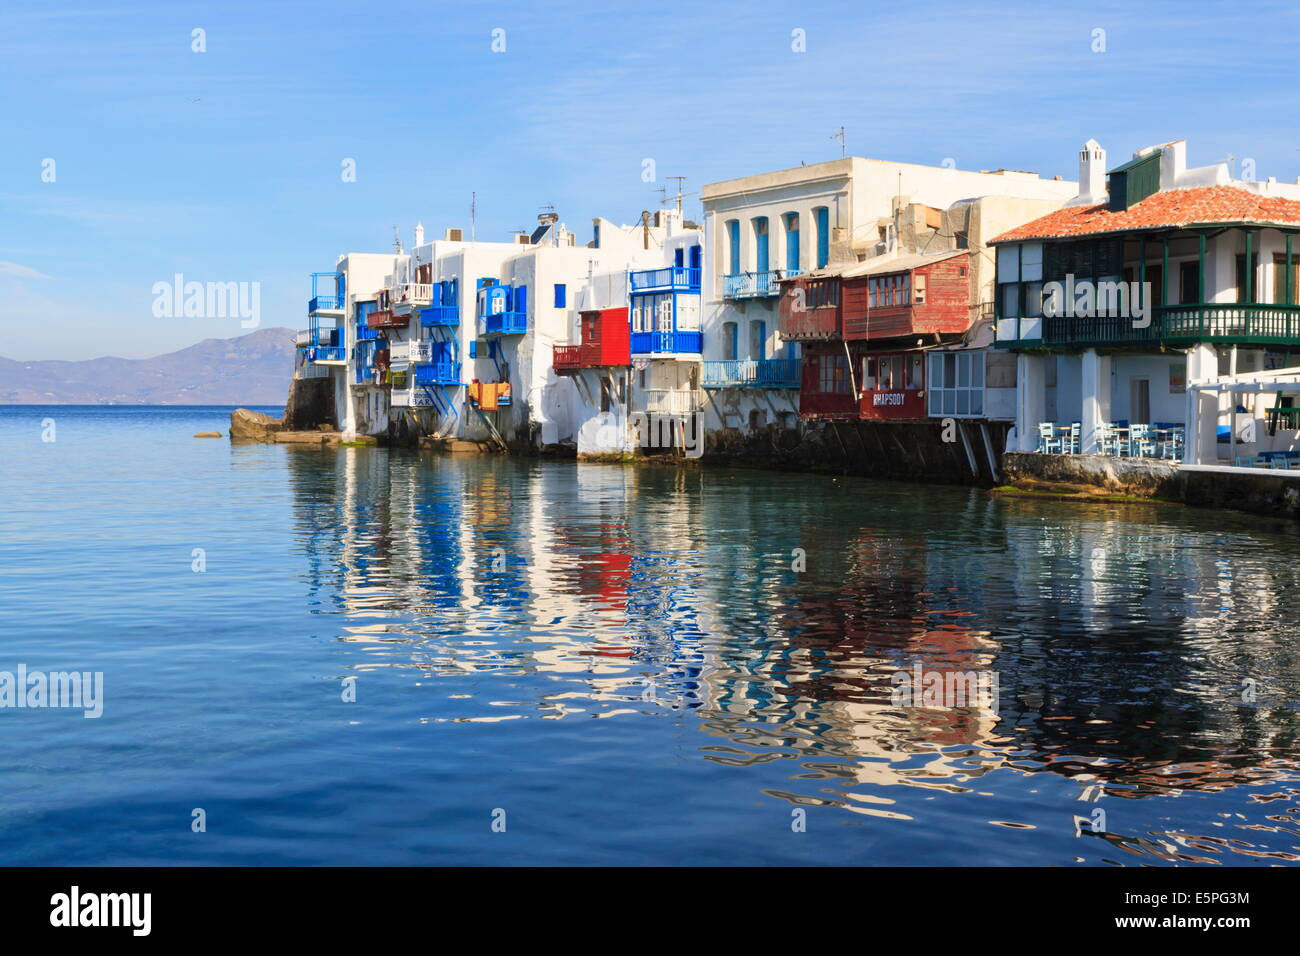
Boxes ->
[1037,422,1062,454]
[1098,423,1120,456]
[1128,423,1156,458]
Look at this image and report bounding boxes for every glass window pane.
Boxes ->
[1025,282,1044,318]
[1021,243,1043,281]
[972,351,985,387]
[1001,283,1019,318]
[997,244,1020,283]
[957,390,970,415]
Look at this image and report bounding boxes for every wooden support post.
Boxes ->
[1161,235,1169,308]
[1245,229,1254,305]
[1198,233,1207,304]
[1288,234,1294,306]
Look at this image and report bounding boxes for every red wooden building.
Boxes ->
[780,251,972,420]
[554,307,630,372]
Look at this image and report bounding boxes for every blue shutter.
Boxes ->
[554,283,566,308]
[786,214,800,272]
[727,220,740,274]
[816,207,829,268]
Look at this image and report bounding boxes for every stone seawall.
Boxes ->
[1003,452,1300,520]
[703,419,1010,485]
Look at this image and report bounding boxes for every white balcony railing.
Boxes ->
[642,388,703,415]
[395,283,433,307]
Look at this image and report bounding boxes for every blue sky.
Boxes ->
[3,0,1299,360]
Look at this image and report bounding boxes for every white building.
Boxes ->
[994,138,1300,467]
[300,213,695,448]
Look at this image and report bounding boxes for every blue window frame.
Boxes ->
[815,207,830,268]
[723,321,738,360]
[554,283,566,308]
[785,213,800,272]
[754,217,769,274]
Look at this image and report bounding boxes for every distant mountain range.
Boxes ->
[0,328,296,405]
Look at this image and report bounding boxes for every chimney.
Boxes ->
[1159,140,1187,190]
[1079,138,1106,204]
[414,222,425,247]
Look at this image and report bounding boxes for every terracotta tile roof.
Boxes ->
[990,186,1300,244]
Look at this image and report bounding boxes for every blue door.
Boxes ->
[815,207,830,268]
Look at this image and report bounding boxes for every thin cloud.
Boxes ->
[0,261,53,279]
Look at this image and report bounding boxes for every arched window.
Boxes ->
[784,213,800,272]
[726,220,740,275]
[750,320,767,360]
[814,206,830,268]
[723,321,738,360]
[753,217,770,274]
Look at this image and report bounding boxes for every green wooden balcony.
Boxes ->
[1159,304,1300,345]
[1019,304,1300,349]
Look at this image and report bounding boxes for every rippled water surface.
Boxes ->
[3,405,1300,865]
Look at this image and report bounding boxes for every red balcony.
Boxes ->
[842,252,972,342]
[779,277,843,340]
[367,308,407,330]
[799,345,928,421]
[553,308,630,373]
[554,345,582,372]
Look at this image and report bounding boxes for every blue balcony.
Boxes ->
[702,359,801,389]
[414,361,463,386]
[309,295,344,314]
[630,266,701,293]
[482,311,527,335]
[630,330,703,355]
[420,305,460,327]
[724,269,800,299]
[304,345,345,363]
[309,272,345,314]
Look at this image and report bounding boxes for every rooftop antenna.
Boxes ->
[392,225,403,254]
[470,191,477,242]
[666,176,688,215]
[1219,154,1237,177]
[831,127,845,158]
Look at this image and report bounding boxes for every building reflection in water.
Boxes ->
[285,450,1300,861]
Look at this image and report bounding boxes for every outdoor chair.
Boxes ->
[1037,422,1062,454]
